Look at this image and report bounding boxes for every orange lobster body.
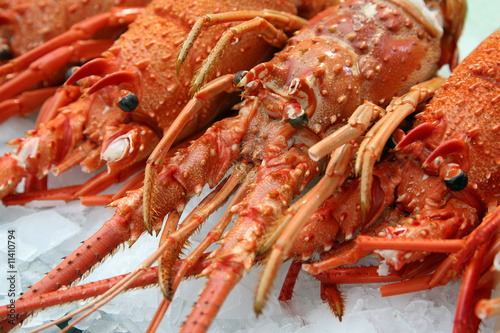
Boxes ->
[0,0,469,332]
[413,30,500,203]
[305,28,500,333]
[0,0,303,200]
[146,0,450,229]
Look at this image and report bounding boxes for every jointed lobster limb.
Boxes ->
[316,27,500,331]
[2,2,339,330]
[2,0,470,331]
[140,0,465,330]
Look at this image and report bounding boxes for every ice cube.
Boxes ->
[0,210,81,261]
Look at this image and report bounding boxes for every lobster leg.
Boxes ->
[144,74,243,231]
[445,205,500,282]
[1,251,207,326]
[356,236,466,253]
[0,39,113,105]
[168,171,254,291]
[157,163,249,299]
[320,283,344,320]
[278,260,303,302]
[2,160,145,205]
[355,77,445,217]
[0,8,144,78]
[378,240,499,297]
[177,10,307,92]
[0,187,145,331]
[255,143,353,313]
[177,10,307,71]
[148,168,254,331]
[0,87,57,123]
[308,102,385,161]
[302,222,398,275]
[454,241,490,332]
[178,130,318,332]
[319,266,404,284]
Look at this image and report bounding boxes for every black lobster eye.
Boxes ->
[118,91,139,112]
[445,169,468,191]
[65,66,80,82]
[289,110,309,129]
[233,70,248,87]
[0,44,11,61]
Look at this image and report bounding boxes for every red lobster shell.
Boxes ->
[0,0,488,330]
[300,13,500,333]
[0,0,310,203]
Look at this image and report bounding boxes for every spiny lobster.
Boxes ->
[0,0,320,203]
[0,0,153,123]
[268,22,500,333]
[0,0,342,331]
[9,0,468,332]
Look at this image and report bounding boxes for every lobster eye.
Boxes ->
[233,70,248,87]
[445,169,468,191]
[118,91,139,112]
[65,66,80,82]
[0,44,11,61]
[289,110,309,129]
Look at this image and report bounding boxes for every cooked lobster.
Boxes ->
[0,0,310,202]
[299,25,500,333]
[0,0,470,332]
[0,0,340,331]
[29,0,465,331]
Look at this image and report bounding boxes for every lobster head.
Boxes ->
[59,68,161,175]
[236,0,457,139]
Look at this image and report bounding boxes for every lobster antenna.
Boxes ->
[30,170,243,332]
